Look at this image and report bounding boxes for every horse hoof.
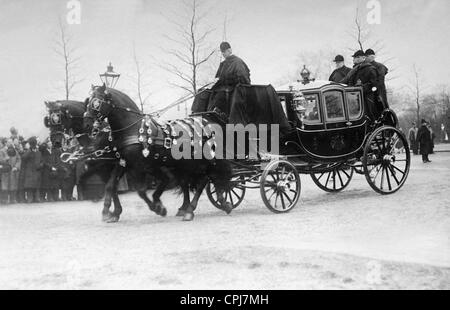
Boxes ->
[102,212,114,222]
[222,202,233,214]
[159,208,167,217]
[106,216,120,223]
[182,213,194,221]
[176,209,186,217]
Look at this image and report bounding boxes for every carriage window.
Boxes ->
[324,91,345,121]
[303,94,321,123]
[346,91,362,119]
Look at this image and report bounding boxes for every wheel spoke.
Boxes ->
[317,172,325,181]
[341,169,350,179]
[280,192,286,209]
[385,166,392,191]
[325,171,332,187]
[332,170,336,190]
[380,165,385,190]
[229,190,235,206]
[337,170,344,188]
[387,164,400,186]
[391,164,406,176]
[281,191,293,204]
[267,190,277,202]
[372,165,382,182]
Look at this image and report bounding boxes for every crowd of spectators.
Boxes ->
[0,127,105,205]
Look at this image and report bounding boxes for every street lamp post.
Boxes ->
[99,62,120,88]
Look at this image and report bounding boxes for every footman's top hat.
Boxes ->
[365,49,376,56]
[220,42,231,52]
[352,50,365,57]
[333,55,345,62]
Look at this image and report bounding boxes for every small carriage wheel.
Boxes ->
[310,164,354,193]
[260,160,301,213]
[362,126,410,195]
[206,176,246,210]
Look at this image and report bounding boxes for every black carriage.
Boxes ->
[205,81,410,213]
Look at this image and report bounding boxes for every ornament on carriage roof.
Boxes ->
[297,65,315,85]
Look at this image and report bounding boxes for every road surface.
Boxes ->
[0,151,449,289]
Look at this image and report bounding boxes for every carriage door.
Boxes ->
[323,89,347,130]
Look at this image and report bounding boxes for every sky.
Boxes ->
[0,0,449,138]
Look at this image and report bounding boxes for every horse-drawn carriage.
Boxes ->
[204,80,410,213]
[45,76,410,222]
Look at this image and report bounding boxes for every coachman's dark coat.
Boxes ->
[206,55,251,116]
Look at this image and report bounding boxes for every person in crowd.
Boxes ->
[408,122,419,155]
[365,49,389,107]
[60,141,76,201]
[428,124,435,154]
[417,119,432,163]
[40,140,62,202]
[1,140,21,204]
[0,138,10,204]
[21,137,42,203]
[329,55,351,83]
[14,138,26,203]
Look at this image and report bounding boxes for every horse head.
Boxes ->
[44,100,88,147]
[84,84,141,136]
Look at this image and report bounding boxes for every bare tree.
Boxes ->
[131,43,152,113]
[159,0,217,97]
[347,5,397,81]
[53,19,83,100]
[410,64,423,125]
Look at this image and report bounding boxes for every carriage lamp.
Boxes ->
[100,62,120,88]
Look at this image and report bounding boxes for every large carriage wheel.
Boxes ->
[206,176,246,210]
[310,164,354,193]
[260,160,301,213]
[362,126,410,195]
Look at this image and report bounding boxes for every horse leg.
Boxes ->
[108,165,126,223]
[182,177,208,222]
[215,186,233,214]
[101,165,120,222]
[137,187,166,217]
[151,169,170,217]
[176,182,191,217]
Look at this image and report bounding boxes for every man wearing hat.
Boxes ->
[207,42,251,117]
[365,49,389,106]
[329,55,351,83]
[416,119,432,163]
[341,50,380,120]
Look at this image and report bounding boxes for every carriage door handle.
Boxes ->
[346,121,352,126]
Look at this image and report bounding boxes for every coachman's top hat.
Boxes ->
[220,42,231,52]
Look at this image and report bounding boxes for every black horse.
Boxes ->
[44,100,126,222]
[83,85,233,221]
[44,100,90,147]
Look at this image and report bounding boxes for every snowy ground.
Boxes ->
[0,150,449,290]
